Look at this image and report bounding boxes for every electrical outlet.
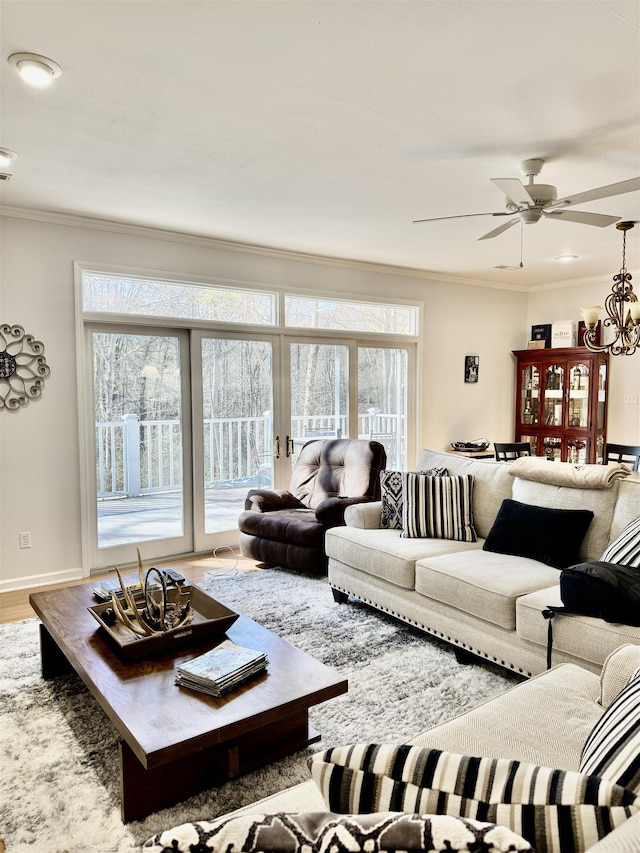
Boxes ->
[19,531,31,549]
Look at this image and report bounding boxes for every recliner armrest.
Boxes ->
[244,489,303,513]
[315,496,371,528]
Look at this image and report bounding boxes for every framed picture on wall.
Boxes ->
[464,355,479,383]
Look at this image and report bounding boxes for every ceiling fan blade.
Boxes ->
[412,211,511,224]
[490,178,534,207]
[477,219,519,240]
[551,177,640,208]
[544,209,621,227]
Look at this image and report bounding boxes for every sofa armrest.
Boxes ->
[599,643,640,707]
[343,500,382,529]
[315,496,370,528]
[244,489,303,513]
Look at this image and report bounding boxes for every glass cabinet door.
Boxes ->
[543,436,563,461]
[520,364,539,424]
[543,364,564,426]
[567,362,590,428]
[567,437,589,464]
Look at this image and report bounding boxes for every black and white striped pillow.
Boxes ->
[309,743,640,853]
[601,514,640,566]
[580,667,640,792]
[400,472,476,541]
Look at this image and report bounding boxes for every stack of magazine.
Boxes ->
[175,639,268,697]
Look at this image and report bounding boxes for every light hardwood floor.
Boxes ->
[0,550,260,624]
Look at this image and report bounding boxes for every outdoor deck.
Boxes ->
[97,487,247,548]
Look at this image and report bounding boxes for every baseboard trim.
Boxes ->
[0,567,84,593]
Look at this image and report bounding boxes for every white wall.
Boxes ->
[1,213,525,589]
[528,280,640,444]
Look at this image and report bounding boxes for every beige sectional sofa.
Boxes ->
[326,448,640,677]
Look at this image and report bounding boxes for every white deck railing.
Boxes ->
[96,410,403,497]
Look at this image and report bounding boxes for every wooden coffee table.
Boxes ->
[29,580,348,822]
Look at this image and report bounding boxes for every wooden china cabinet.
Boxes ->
[512,348,609,464]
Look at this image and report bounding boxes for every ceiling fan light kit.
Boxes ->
[580,221,639,357]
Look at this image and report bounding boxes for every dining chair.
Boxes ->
[494,441,532,461]
[604,443,640,472]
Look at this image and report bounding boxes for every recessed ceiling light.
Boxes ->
[556,255,578,262]
[0,147,17,172]
[8,52,62,87]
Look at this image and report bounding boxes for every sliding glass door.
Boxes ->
[90,327,192,566]
[193,333,275,552]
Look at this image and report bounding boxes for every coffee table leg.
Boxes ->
[39,624,73,679]
[119,712,320,822]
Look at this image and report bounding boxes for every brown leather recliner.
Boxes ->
[238,438,387,575]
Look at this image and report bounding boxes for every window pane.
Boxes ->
[83,274,276,325]
[285,295,417,335]
[358,347,407,469]
[93,331,184,548]
[290,344,348,458]
[201,338,273,535]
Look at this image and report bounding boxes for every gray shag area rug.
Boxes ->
[0,569,519,852]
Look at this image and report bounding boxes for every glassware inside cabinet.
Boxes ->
[543,364,564,426]
[521,365,539,424]
[543,436,562,461]
[597,362,607,429]
[567,438,588,464]
[568,363,590,428]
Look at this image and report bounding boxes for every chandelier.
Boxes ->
[580,221,639,356]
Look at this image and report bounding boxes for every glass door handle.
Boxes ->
[274,436,281,459]
[285,436,295,457]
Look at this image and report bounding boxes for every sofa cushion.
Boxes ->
[380,467,447,530]
[580,667,640,792]
[411,662,602,770]
[601,513,640,566]
[143,810,535,853]
[309,743,640,853]
[516,586,640,668]
[400,473,477,542]
[416,450,513,539]
[326,526,481,590]
[511,478,619,562]
[483,499,594,569]
[415,550,561,630]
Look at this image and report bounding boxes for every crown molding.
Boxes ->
[528,269,640,292]
[0,205,528,292]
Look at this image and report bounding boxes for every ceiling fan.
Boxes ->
[413,159,640,240]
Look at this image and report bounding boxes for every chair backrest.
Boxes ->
[605,443,640,472]
[494,441,532,461]
[290,439,387,509]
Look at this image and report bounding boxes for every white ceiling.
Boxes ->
[1,0,639,288]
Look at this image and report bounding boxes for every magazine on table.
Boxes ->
[175,639,268,697]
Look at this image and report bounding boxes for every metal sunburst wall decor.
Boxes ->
[0,323,51,411]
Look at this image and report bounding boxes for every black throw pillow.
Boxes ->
[483,498,594,569]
